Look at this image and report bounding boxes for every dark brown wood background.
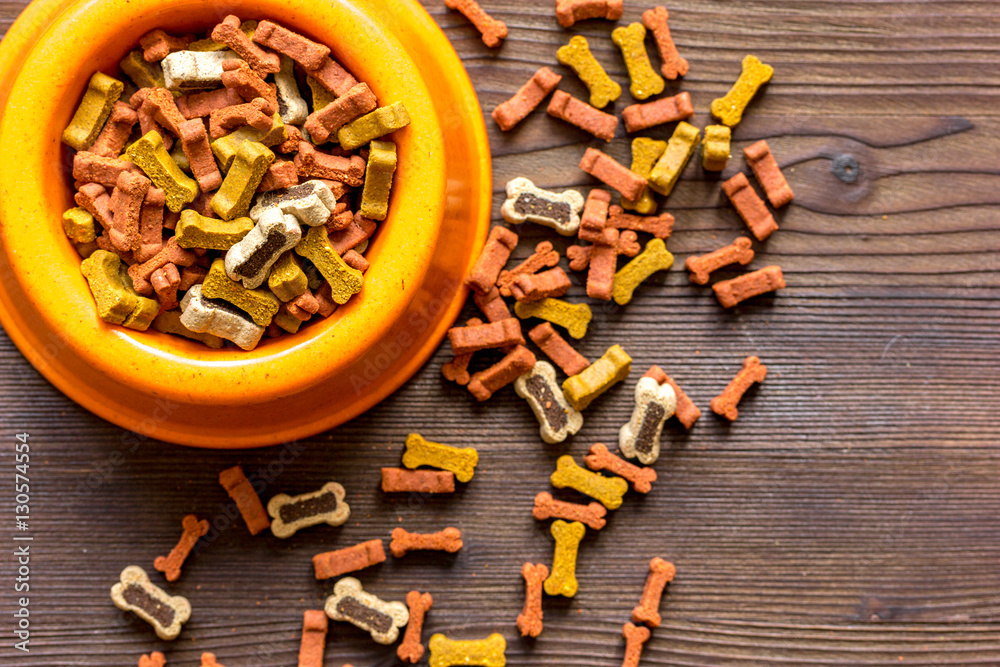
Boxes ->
[2,0,1000,664]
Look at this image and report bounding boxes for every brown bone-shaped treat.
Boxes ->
[497,241,560,297]
[510,267,572,302]
[622,622,651,667]
[324,577,409,645]
[632,556,676,627]
[644,365,701,429]
[218,465,270,536]
[567,230,639,271]
[397,591,433,663]
[584,443,657,494]
[713,265,785,308]
[448,318,524,356]
[516,562,548,637]
[608,205,674,239]
[382,468,456,494]
[685,236,754,285]
[153,514,209,582]
[298,610,328,667]
[139,651,166,667]
[528,322,589,376]
[586,228,621,301]
[467,345,536,401]
[200,653,224,667]
[313,539,386,580]
[110,566,191,640]
[211,15,280,77]
[532,491,606,530]
[710,356,767,420]
[473,286,512,323]
[442,317,482,385]
[390,527,463,557]
[466,225,519,295]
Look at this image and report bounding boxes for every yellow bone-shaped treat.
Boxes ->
[211,141,275,220]
[562,344,632,412]
[428,632,507,667]
[543,519,586,597]
[612,238,674,305]
[62,72,123,151]
[126,131,199,213]
[648,121,700,197]
[611,24,664,101]
[63,207,96,243]
[359,140,397,221]
[550,454,628,510]
[702,124,732,171]
[200,257,280,326]
[120,50,165,88]
[514,298,592,340]
[402,433,478,483]
[338,101,411,151]
[621,137,666,214]
[80,250,159,330]
[710,55,774,127]
[556,36,621,109]
[175,209,254,250]
[294,225,364,305]
[211,118,287,172]
[267,251,308,302]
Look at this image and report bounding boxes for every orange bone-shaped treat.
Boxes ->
[710,355,767,420]
[584,443,657,494]
[179,119,223,192]
[685,236,754,285]
[398,591,433,663]
[547,90,618,142]
[73,152,139,188]
[138,652,166,667]
[555,0,623,28]
[744,139,794,208]
[199,653,223,667]
[465,225,519,295]
[381,468,456,494]
[312,539,386,580]
[468,345,536,401]
[622,622,651,667]
[580,148,646,201]
[150,263,181,311]
[492,67,562,132]
[153,514,209,582]
[528,322,589,376]
[567,230,640,271]
[304,83,377,144]
[722,172,777,241]
[252,21,330,71]
[632,556,676,627]
[586,229,624,301]
[578,188,612,244]
[298,610,328,667]
[516,563,548,637]
[209,98,274,140]
[137,186,166,263]
[342,249,369,273]
[219,465,270,535]
[176,88,241,119]
[442,317,482,385]
[128,237,197,295]
[211,15,280,77]
[642,7,688,79]
[713,265,785,309]
[532,491,607,530]
[75,183,114,229]
[608,205,674,239]
[139,29,194,62]
[448,318,524,355]
[644,365,700,429]
[308,56,359,97]
[497,241,560,297]
[510,267,572,302]
[473,286,513,322]
[444,0,508,48]
[90,102,138,158]
[390,527,463,557]
[110,170,150,253]
[257,160,299,192]
[142,88,188,137]
[294,143,366,187]
[221,60,277,111]
[622,91,693,133]
[329,213,377,254]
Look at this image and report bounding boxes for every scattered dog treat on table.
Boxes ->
[713,265,786,308]
[622,622,652,667]
[138,652,166,667]
[710,355,768,420]
[381,468,457,494]
[744,139,795,208]
[516,562,548,637]
[648,120,700,197]
[533,491,608,530]
[557,35,621,108]
[153,514,209,582]
[562,344,632,411]
[500,178,585,235]
[528,322,589,376]
[199,654,224,667]
[555,0,624,28]
[428,632,507,667]
[403,433,479,482]
[619,374,677,465]
[644,365,702,429]
[110,566,191,640]
[547,90,619,141]
[711,54,774,127]
[686,236,755,285]
[497,242,562,294]
[579,148,647,201]
[266,481,350,538]
[218,464,270,535]
[398,591,433,664]
[390,527,464,557]
[297,610,328,667]
[643,6,688,79]
[550,454,629,510]
[514,360,584,443]
[312,539,387,580]
[468,344,538,400]
[632,556,676,627]
[621,137,666,214]
[722,172,779,241]
[621,91,693,133]
[585,442,658,493]
[324,577,409,645]
[514,297,592,339]
[444,0,508,48]
[492,67,562,131]
[544,519,586,597]
[702,124,732,171]
[612,22,665,100]
[611,237,674,305]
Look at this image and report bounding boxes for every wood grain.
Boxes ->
[2,0,1000,664]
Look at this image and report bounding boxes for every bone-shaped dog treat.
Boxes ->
[121,48,164,88]
[547,90,618,142]
[466,225,519,294]
[398,591,433,663]
[448,318,525,355]
[382,468,456,494]
[224,208,301,289]
[567,230,640,271]
[492,67,562,132]
[648,121,700,197]
[212,141,277,220]
[557,36,621,108]
[390,527,463,557]
[325,577,409,645]
[517,563,548,637]
[686,237,754,285]
[63,72,124,151]
[474,286,513,322]
[63,207,96,245]
[544,519,586,597]
[551,455,628,510]
[308,53,360,98]
[612,237,674,305]
[273,56,308,125]
[622,622,651,667]
[296,226,365,305]
[497,242,561,296]
[744,139,794,208]
[501,179,585,236]
[110,170,150,253]
[632,556,676,627]
[428,633,507,667]
[179,284,265,350]
[403,433,478,483]
[609,205,674,239]
[711,355,767,420]
[153,514,209,582]
[203,257,281,325]
[252,21,329,71]
[338,102,411,151]
[702,124,732,171]
[250,180,337,227]
[533,491,606,530]
[585,443,657,493]
[73,152,138,189]
[312,539,386,580]
[178,119,222,193]
[644,365,700,429]
[722,172,777,241]
[442,317,482,385]
[714,265,785,309]
[612,23,664,100]
[578,188,612,245]
[711,55,774,127]
[304,83,377,144]
[585,229,620,301]
[218,464,270,535]
[643,6,688,80]
[618,375,676,465]
[621,137,666,214]
[80,250,159,330]
[175,210,254,250]
[555,0,623,28]
[515,361,584,443]
[622,91,694,134]
[266,251,307,302]
[200,653,225,667]
[91,101,138,158]
[360,139,397,221]
[580,148,647,202]
[139,29,194,62]
[468,345,537,401]
[511,267,571,302]
[562,344,632,412]
[127,131,199,213]
[161,50,241,93]
[515,298,592,340]
[298,610,328,667]
[267,481,350,538]
[528,323,589,376]
[110,566,191,640]
[211,15,280,77]
[444,0,507,48]
[138,651,166,667]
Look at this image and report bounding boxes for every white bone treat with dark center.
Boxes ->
[267,481,351,539]
[225,207,301,289]
[501,177,585,236]
[324,576,409,644]
[274,55,309,125]
[180,284,264,350]
[249,180,337,227]
[514,361,583,443]
[110,565,192,640]
[619,376,677,465]
[162,50,241,92]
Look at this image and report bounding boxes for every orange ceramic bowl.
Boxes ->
[0,0,490,447]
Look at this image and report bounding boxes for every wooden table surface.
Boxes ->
[2,0,999,665]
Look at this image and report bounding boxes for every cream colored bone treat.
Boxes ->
[161,50,240,92]
[324,577,409,645]
[550,454,628,510]
[619,376,677,465]
[500,177,585,236]
[543,519,586,597]
[274,55,308,125]
[514,361,583,444]
[402,433,478,483]
[179,284,265,350]
[267,481,350,538]
[225,207,301,289]
[428,633,507,667]
[249,180,336,227]
[562,344,632,411]
[110,565,191,640]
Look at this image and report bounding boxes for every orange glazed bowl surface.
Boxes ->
[0,0,491,446]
